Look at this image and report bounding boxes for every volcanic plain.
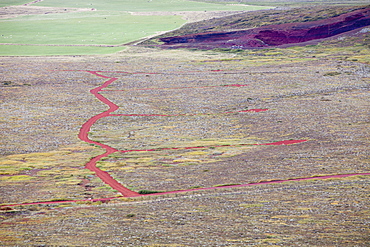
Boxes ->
[0,2,369,246]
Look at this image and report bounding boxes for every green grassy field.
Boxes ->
[0,0,29,7]
[33,0,269,12]
[1,12,184,45]
[0,45,124,56]
[192,0,370,6]
[0,0,269,56]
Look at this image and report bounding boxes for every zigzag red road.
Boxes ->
[77,70,309,197]
[3,173,370,207]
[0,69,368,209]
[1,69,369,208]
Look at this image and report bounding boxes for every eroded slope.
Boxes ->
[158,6,370,49]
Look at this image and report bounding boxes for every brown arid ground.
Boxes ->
[1,4,370,246]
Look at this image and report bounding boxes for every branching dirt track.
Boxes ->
[3,59,369,206]
[77,69,308,198]
[76,69,369,199]
[0,52,369,245]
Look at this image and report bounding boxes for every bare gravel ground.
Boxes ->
[0,47,369,246]
[1,179,369,246]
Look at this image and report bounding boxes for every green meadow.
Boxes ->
[33,0,268,12]
[1,12,184,45]
[0,45,124,56]
[0,1,29,7]
[0,0,269,56]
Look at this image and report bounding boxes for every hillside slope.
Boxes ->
[141,5,370,49]
[160,7,370,49]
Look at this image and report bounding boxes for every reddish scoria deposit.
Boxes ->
[158,7,370,49]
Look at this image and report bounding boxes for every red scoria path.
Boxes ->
[2,69,369,208]
[78,70,302,197]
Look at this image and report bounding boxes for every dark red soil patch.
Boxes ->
[158,7,370,49]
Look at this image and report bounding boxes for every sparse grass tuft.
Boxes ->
[323,71,341,76]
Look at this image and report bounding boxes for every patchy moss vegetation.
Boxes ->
[0,144,120,205]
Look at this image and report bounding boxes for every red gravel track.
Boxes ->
[78,71,140,197]
[3,173,370,207]
[78,70,309,197]
[2,69,368,208]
